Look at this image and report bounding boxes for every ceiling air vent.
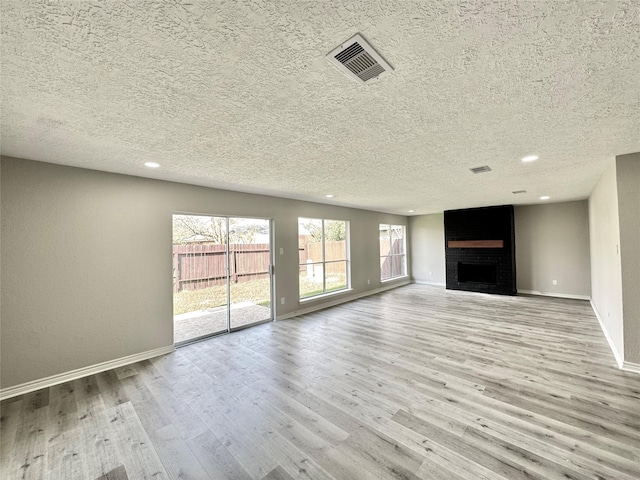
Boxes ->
[326,33,393,85]
[512,190,527,194]
[470,166,492,174]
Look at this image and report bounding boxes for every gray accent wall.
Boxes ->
[0,157,409,389]
[616,153,640,364]
[410,206,591,298]
[409,213,445,285]
[588,160,624,361]
[514,201,591,298]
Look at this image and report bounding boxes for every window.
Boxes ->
[299,218,349,299]
[380,224,407,280]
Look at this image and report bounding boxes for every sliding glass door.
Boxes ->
[229,218,272,330]
[172,215,273,344]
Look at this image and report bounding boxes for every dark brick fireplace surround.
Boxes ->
[444,205,516,295]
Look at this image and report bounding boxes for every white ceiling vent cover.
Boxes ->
[326,34,393,84]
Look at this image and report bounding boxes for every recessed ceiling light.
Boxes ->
[408,210,415,213]
[144,162,160,168]
[522,155,539,163]
[326,194,334,198]
[540,195,550,200]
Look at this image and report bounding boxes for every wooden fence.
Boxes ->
[173,244,271,292]
[174,240,351,293]
[380,239,405,278]
[299,241,347,275]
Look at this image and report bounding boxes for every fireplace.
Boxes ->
[444,205,516,295]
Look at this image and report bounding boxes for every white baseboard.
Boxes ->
[413,280,445,287]
[0,345,175,401]
[276,280,411,321]
[518,289,590,301]
[590,300,624,369]
[622,362,640,374]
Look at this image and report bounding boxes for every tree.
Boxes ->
[173,215,266,245]
[229,218,259,244]
[301,220,346,243]
[173,215,227,244]
[325,221,346,241]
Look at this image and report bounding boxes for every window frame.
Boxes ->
[379,224,407,281]
[298,218,350,300]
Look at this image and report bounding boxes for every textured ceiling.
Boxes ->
[1,0,639,215]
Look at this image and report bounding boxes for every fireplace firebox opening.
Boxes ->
[458,262,497,285]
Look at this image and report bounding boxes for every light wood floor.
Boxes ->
[2,284,640,480]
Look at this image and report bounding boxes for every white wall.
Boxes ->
[0,157,409,389]
[616,153,640,364]
[514,201,591,298]
[409,213,445,285]
[588,160,624,362]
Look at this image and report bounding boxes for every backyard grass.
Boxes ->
[173,275,348,315]
[173,278,272,315]
[300,277,348,299]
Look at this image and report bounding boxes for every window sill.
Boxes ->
[300,288,353,304]
[381,275,409,284]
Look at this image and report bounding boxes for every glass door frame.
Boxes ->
[172,212,274,346]
[228,216,274,332]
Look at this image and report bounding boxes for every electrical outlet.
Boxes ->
[367,279,370,285]
[280,297,285,305]
[279,247,284,255]
[552,280,557,285]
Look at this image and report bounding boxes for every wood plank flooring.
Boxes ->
[2,284,639,479]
